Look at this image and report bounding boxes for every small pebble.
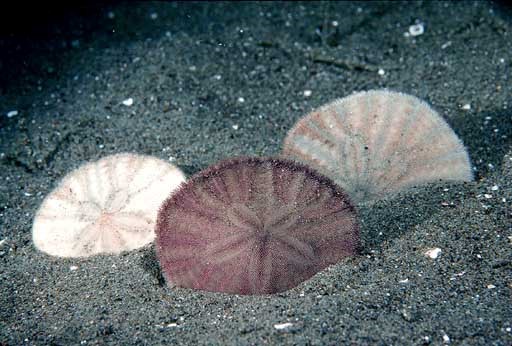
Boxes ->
[274,322,293,330]
[487,284,496,289]
[441,41,452,49]
[399,278,409,284]
[232,124,239,130]
[303,90,312,97]
[450,272,465,281]
[122,98,134,106]
[461,104,471,110]
[6,110,18,118]
[424,248,442,259]
[378,68,385,76]
[443,334,450,343]
[491,185,498,191]
[409,23,424,36]
[70,266,79,271]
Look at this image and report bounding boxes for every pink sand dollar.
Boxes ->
[156,157,359,295]
[32,153,186,257]
[282,90,473,204]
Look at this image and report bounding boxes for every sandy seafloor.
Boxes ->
[0,1,511,345]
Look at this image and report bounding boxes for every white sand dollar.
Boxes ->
[282,90,473,204]
[32,153,186,257]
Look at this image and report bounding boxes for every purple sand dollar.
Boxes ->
[156,157,360,295]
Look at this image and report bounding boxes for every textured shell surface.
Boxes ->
[32,153,186,257]
[156,157,360,295]
[282,90,473,204]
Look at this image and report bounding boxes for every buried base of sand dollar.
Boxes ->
[32,153,186,258]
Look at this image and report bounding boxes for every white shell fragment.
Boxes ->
[282,90,473,204]
[32,153,186,257]
[424,247,442,259]
[409,23,424,36]
[6,110,18,118]
[274,323,293,330]
[122,98,134,106]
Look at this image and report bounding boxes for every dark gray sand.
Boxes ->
[1,1,511,345]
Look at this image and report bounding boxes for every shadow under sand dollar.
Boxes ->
[451,109,512,179]
[139,245,166,287]
[358,181,476,252]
